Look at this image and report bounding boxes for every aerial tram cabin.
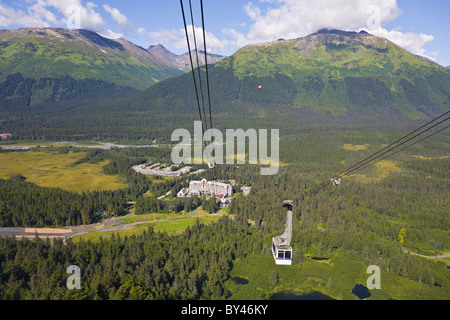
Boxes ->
[272,200,293,265]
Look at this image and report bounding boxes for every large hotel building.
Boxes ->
[178,179,233,197]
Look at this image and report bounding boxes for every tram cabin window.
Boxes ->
[285,250,291,259]
[278,251,284,259]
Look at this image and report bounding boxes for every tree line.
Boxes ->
[0,129,448,298]
[0,175,127,227]
[0,147,176,227]
[0,216,258,300]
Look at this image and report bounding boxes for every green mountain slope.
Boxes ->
[138,29,450,121]
[0,28,186,105]
[1,29,449,142]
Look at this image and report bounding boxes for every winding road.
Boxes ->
[0,213,228,240]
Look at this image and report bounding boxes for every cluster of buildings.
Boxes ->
[177,178,234,207]
[132,160,251,210]
[189,179,234,197]
[132,162,192,177]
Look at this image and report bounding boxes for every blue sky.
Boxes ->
[0,0,449,66]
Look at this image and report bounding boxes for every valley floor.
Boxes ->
[0,211,226,241]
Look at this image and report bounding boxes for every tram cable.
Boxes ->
[336,111,450,181]
[200,0,213,131]
[305,111,450,197]
[277,116,448,265]
[180,0,219,200]
[338,114,450,180]
[346,124,449,178]
[272,0,286,42]
[180,0,208,136]
[187,0,208,129]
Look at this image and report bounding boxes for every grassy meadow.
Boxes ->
[0,149,126,192]
[225,252,448,300]
[71,213,222,243]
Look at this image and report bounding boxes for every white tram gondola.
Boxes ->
[272,200,293,265]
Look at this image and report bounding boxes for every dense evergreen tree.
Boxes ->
[0,129,447,299]
[0,217,258,300]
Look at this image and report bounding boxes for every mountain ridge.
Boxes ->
[146,43,225,72]
[136,29,449,121]
[0,27,185,90]
[0,27,225,108]
[1,28,449,141]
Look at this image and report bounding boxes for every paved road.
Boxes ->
[0,228,72,239]
[0,213,243,240]
[409,252,450,259]
[0,142,166,150]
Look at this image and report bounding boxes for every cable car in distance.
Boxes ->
[272,200,293,265]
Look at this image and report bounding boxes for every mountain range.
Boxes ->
[0,28,449,141]
[146,44,225,73]
[130,29,450,125]
[0,27,224,106]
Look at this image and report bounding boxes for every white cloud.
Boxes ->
[370,27,435,60]
[137,27,146,35]
[28,0,60,25]
[240,0,401,42]
[182,25,229,53]
[150,26,229,54]
[149,28,182,44]
[244,2,262,21]
[103,4,132,35]
[222,27,248,49]
[99,29,123,39]
[43,0,106,32]
[0,2,57,27]
[0,0,438,60]
[0,0,125,39]
[225,0,435,59]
